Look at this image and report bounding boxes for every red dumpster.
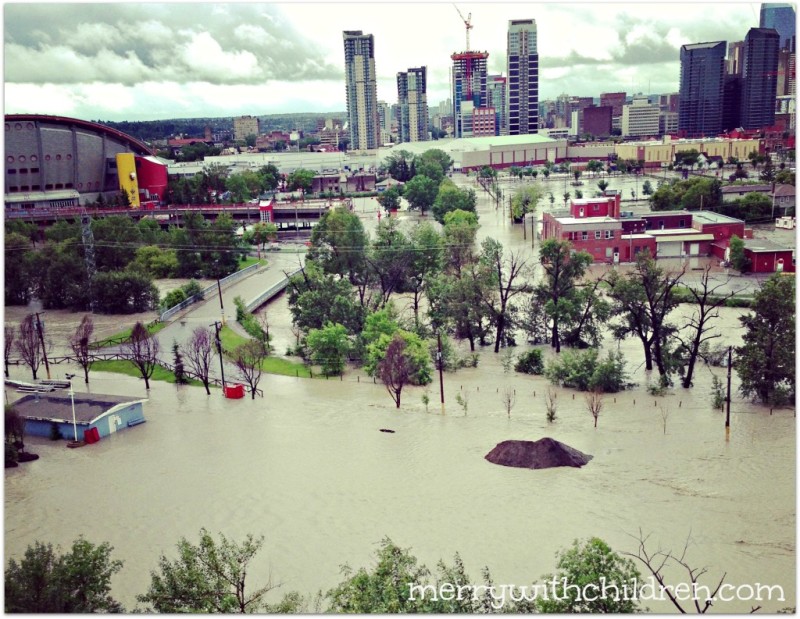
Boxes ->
[224,384,245,399]
[84,427,100,444]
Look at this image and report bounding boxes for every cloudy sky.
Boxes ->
[4,2,763,122]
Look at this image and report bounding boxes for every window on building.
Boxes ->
[593,204,599,211]
[581,231,588,241]
[605,230,614,239]
[679,219,685,228]
[595,230,602,240]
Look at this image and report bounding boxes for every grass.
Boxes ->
[91,321,167,349]
[219,325,312,377]
[238,256,266,270]
[91,359,208,388]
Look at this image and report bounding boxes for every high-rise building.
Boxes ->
[583,106,612,137]
[741,28,780,129]
[451,51,489,137]
[727,41,745,76]
[760,3,796,50]
[679,41,726,137]
[233,115,259,142]
[343,30,380,151]
[622,96,660,137]
[397,67,429,143]
[776,47,796,96]
[506,19,539,135]
[487,75,507,135]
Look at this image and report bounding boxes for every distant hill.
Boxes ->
[98,112,347,142]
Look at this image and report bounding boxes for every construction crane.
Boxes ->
[454,4,473,51]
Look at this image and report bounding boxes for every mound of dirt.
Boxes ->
[485,438,592,469]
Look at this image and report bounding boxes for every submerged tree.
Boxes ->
[232,340,267,399]
[184,327,215,395]
[122,322,161,391]
[69,315,94,384]
[4,325,15,378]
[16,315,44,381]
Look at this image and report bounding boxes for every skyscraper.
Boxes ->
[343,31,379,151]
[741,28,780,129]
[451,51,489,137]
[760,3,796,50]
[679,41,726,137]
[506,19,539,135]
[397,67,429,143]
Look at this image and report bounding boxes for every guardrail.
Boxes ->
[159,263,261,322]
[245,267,303,312]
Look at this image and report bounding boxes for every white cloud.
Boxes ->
[179,31,261,82]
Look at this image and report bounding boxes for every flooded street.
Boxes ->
[5,174,795,613]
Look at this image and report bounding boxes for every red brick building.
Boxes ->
[742,239,795,273]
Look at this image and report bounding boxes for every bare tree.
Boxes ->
[676,266,738,389]
[4,325,15,378]
[123,322,161,391]
[545,387,558,423]
[185,327,215,395]
[378,335,411,408]
[233,340,266,399]
[69,315,94,384]
[585,390,603,428]
[658,404,670,434]
[501,386,516,418]
[16,315,43,380]
[622,530,750,614]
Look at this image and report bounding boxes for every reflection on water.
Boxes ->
[4,327,795,612]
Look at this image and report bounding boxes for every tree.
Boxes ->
[383,149,415,182]
[307,207,370,299]
[232,340,266,399]
[585,390,603,427]
[367,218,411,307]
[306,322,350,376]
[563,191,571,207]
[287,263,365,334]
[735,274,795,405]
[123,322,161,391]
[378,334,413,408]
[432,180,477,224]
[137,529,291,613]
[5,232,34,305]
[642,179,653,196]
[367,330,432,392]
[90,216,142,271]
[185,327,215,395]
[537,538,642,613]
[376,186,402,211]
[535,239,593,353]
[510,184,545,222]
[405,221,444,328]
[16,314,44,380]
[287,168,315,195]
[69,315,94,384]
[728,235,750,272]
[608,252,683,379]
[415,148,453,180]
[675,267,737,389]
[172,341,188,385]
[475,239,531,352]
[403,174,438,215]
[249,222,277,258]
[4,325,15,378]
[586,160,604,176]
[257,164,281,192]
[5,538,123,613]
[675,148,700,169]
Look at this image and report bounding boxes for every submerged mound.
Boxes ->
[485,438,592,469]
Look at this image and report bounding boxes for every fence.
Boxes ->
[159,262,261,322]
[244,267,303,313]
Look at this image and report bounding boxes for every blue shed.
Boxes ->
[12,392,146,442]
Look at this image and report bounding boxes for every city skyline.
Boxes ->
[5,2,767,122]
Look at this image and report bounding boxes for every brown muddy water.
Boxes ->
[4,184,795,612]
[4,302,795,613]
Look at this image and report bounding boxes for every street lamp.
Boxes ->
[65,373,78,442]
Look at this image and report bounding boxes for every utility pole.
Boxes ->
[34,312,51,380]
[523,213,527,240]
[216,278,225,325]
[213,321,226,388]
[531,214,535,249]
[725,346,732,442]
[437,332,445,414]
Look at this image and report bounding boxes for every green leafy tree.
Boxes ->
[535,239,593,353]
[537,538,642,613]
[137,528,298,613]
[4,232,34,305]
[675,148,700,169]
[132,245,179,278]
[642,179,653,196]
[287,262,365,334]
[91,215,142,271]
[91,271,159,314]
[287,168,315,195]
[545,349,629,392]
[728,235,750,272]
[306,322,350,376]
[5,538,123,613]
[383,149,415,182]
[403,174,439,215]
[376,186,402,211]
[432,179,477,223]
[405,222,444,327]
[735,275,795,404]
[415,149,453,180]
[257,164,281,192]
[366,330,432,389]
[308,207,370,300]
[510,184,545,222]
[367,218,411,307]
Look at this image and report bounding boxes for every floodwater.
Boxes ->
[4,174,796,613]
[4,303,795,613]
